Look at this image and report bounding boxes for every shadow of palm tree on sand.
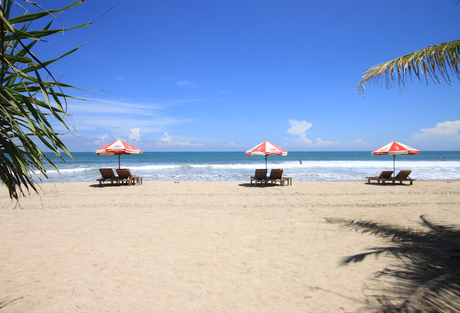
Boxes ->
[326,215,460,312]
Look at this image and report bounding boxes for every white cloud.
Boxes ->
[411,120,460,149]
[287,136,370,148]
[296,134,313,145]
[94,134,108,145]
[286,119,370,148]
[160,132,174,145]
[349,139,370,147]
[176,81,198,88]
[159,132,204,147]
[287,120,313,135]
[129,128,141,142]
[413,120,460,138]
[60,99,189,139]
[287,119,313,145]
[68,99,163,116]
[315,138,340,147]
[312,138,370,147]
[222,142,244,147]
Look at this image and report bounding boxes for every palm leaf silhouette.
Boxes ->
[327,215,460,312]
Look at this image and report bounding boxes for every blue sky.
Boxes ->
[28,0,460,151]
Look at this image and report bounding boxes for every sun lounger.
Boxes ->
[116,169,143,185]
[250,169,267,186]
[393,170,416,185]
[366,171,394,184]
[97,168,121,186]
[267,169,284,186]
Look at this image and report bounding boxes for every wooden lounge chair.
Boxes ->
[97,168,120,186]
[366,171,394,184]
[250,169,267,186]
[393,170,416,185]
[267,169,284,186]
[116,169,143,185]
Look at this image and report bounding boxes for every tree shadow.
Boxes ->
[326,215,460,312]
[0,297,23,309]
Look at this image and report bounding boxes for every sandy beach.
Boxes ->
[1,179,460,312]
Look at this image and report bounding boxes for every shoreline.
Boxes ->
[16,177,460,186]
[1,180,459,312]
[41,151,460,183]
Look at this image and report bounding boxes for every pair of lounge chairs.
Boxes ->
[250,169,287,186]
[97,168,142,186]
[366,170,416,185]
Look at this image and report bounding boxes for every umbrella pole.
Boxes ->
[265,155,268,170]
[119,155,121,169]
[393,155,395,177]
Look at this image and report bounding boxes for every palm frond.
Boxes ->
[356,39,460,96]
[1,0,90,200]
[331,215,460,311]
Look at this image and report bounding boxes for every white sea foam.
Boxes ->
[114,160,460,170]
[49,160,460,172]
[40,162,460,183]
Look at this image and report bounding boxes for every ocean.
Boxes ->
[40,151,460,183]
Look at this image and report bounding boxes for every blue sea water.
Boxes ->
[41,151,460,183]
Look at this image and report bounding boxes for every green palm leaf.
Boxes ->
[356,40,460,96]
[1,0,91,200]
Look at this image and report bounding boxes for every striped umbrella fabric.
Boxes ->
[372,141,419,175]
[96,139,143,168]
[372,141,419,156]
[245,141,287,169]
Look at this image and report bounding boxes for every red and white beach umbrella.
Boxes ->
[95,139,143,169]
[372,141,419,175]
[245,141,288,169]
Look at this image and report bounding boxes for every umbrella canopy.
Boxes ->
[245,141,287,169]
[372,141,419,175]
[95,139,143,169]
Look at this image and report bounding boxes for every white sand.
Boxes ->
[1,180,459,312]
